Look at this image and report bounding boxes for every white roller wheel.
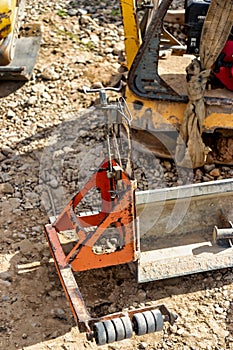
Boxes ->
[103,319,116,343]
[94,321,107,345]
[151,309,164,331]
[112,318,125,341]
[121,316,133,339]
[142,310,157,333]
[132,312,147,336]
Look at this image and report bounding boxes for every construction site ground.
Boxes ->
[0,1,233,349]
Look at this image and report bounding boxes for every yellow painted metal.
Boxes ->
[120,2,233,136]
[126,87,184,130]
[0,0,17,40]
[119,0,141,69]
[204,113,233,130]
[125,87,233,132]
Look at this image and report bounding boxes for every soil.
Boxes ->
[0,1,233,350]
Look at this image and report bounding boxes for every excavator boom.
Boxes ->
[0,0,41,80]
[120,0,233,165]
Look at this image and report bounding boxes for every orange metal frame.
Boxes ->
[44,142,177,340]
[44,158,139,329]
[45,159,137,271]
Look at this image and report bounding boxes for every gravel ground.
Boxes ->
[0,1,233,350]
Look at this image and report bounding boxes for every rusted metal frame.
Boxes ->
[51,159,137,272]
[65,186,133,261]
[68,175,137,270]
[70,184,137,271]
[128,0,186,101]
[44,224,92,328]
[97,303,177,324]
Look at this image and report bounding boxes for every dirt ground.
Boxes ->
[0,1,233,350]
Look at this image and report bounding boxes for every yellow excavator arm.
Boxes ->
[119,0,233,166]
[0,0,17,40]
[0,0,18,65]
[0,0,41,80]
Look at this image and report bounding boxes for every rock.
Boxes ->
[90,34,99,45]
[202,175,213,182]
[0,183,14,194]
[27,96,38,105]
[19,239,34,256]
[32,226,41,232]
[222,166,230,172]
[7,109,16,119]
[177,327,185,335]
[204,164,216,173]
[0,279,11,287]
[137,289,147,301]
[195,168,203,181]
[0,152,6,161]
[42,91,51,100]
[51,308,66,320]
[24,192,40,202]
[215,306,224,314]
[67,8,78,16]
[79,129,89,137]
[75,52,93,64]
[49,178,59,188]
[77,8,88,16]
[81,37,91,45]
[163,160,172,171]
[32,83,45,94]
[209,168,221,177]
[2,295,9,301]
[1,146,14,156]
[41,66,60,81]
[23,202,34,209]
[0,271,12,281]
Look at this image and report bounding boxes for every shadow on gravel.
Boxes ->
[1,247,233,349]
[0,250,75,350]
[0,81,25,98]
